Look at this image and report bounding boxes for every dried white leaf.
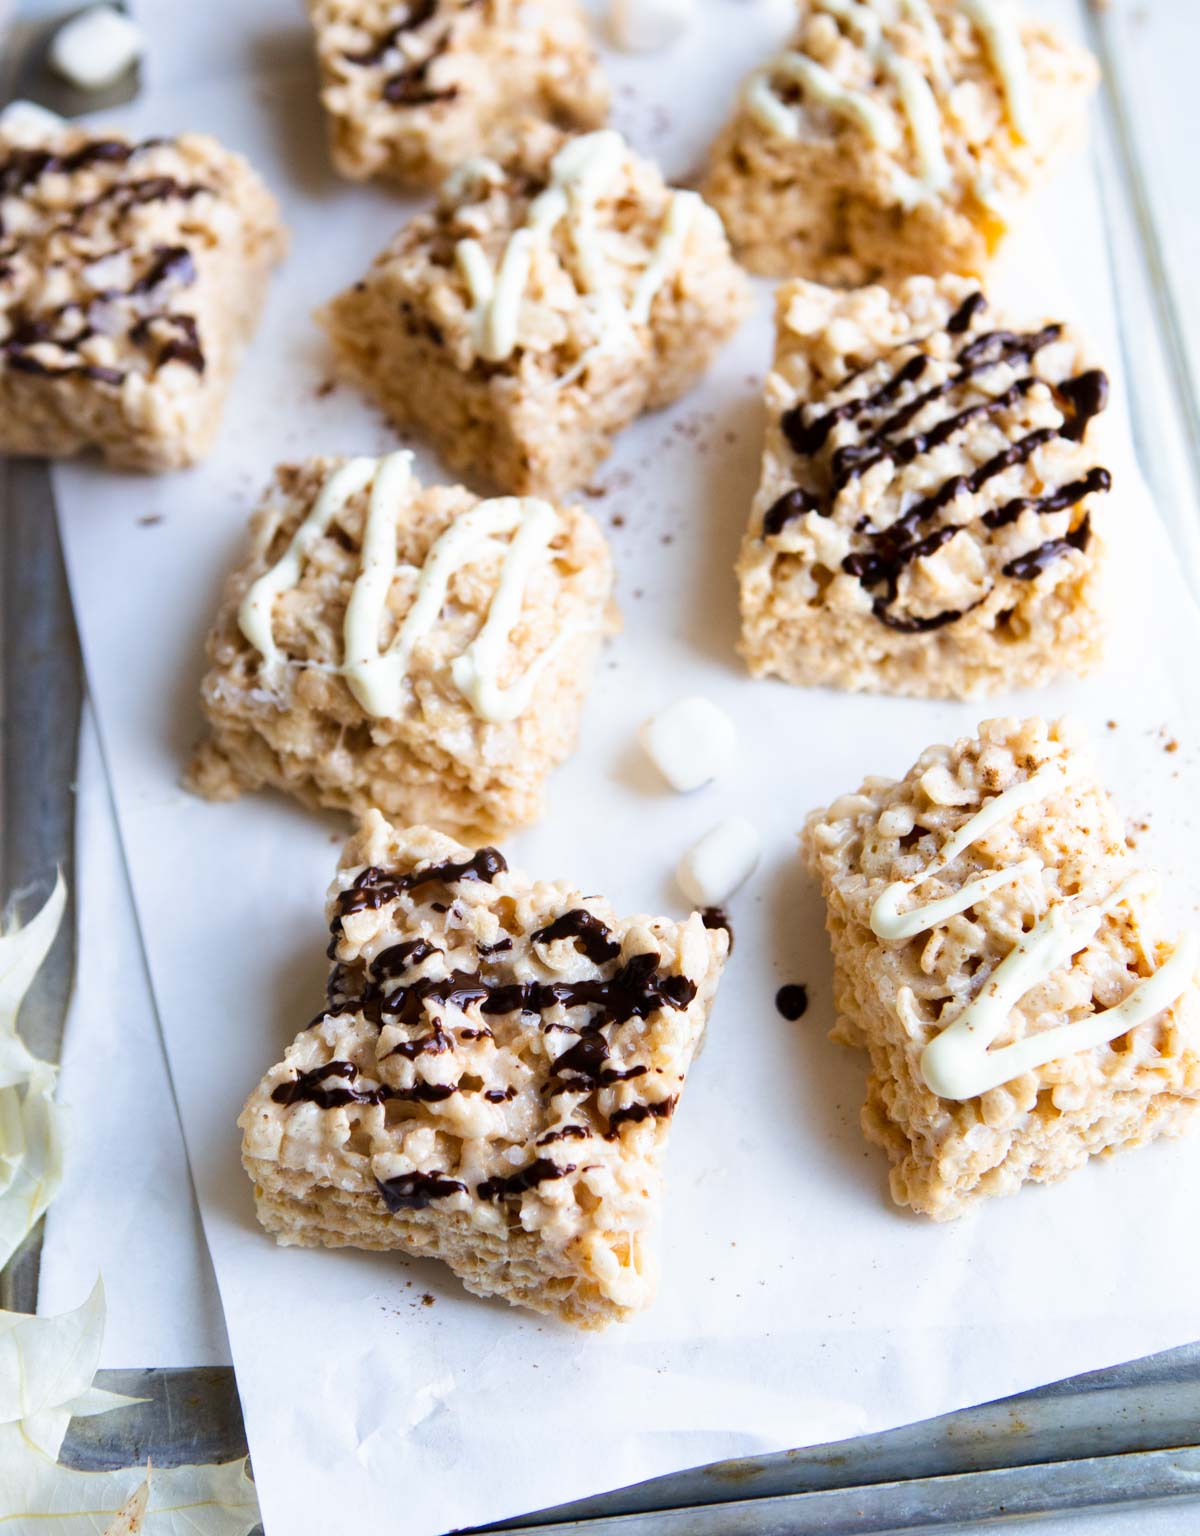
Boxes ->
[104,1466,151,1534]
[0,872,67,1041]
[0,875,69,1267]
[0,1425,259,1534]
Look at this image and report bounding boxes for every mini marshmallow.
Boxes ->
[0,100,67,145]
[676,816,761,907]
[640,695,736,792]
[48,6,144,92]
[608,0,696,52]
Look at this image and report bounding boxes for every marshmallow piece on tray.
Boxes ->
[48,6,144,91]
[640,695,736,792]
[608,0,696,52]
[677,816,761,906]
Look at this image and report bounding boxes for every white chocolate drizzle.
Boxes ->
[865,758,1196,1101]
[870,759,1074,941]
[959,0,1037,143]
[921,880,1197,1101]
[746,0,1036,200]
[453,130,697,367]
[238,453,572,725]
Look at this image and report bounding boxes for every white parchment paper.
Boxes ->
[49,2,1200,1529]
[36,713,230,1369]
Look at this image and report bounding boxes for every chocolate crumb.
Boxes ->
[315,378,337,399]
[775,983,808,1021]
[137,514,164,527]
[421,1292,435,1307]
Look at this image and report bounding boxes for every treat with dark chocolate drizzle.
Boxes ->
[764,292,1111,632]
[277,854,704,1171]
[1,136,215,386]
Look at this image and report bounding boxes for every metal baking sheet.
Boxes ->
[4,0,1200,1528]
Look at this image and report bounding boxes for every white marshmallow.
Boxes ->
[676,816,761,907]
[48,6,144,92]
[608,0,696,53]
[0,100,67,145]
[639,695,736,792]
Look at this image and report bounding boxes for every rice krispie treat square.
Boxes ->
[0,125,285,471]
[319,122,750,498]
[188,450,616,838]
[703,0,1098,284]
[803,717,1200,1221]
[240,813,729,1326]
[737,276,1111,699]
[310,0,609,187]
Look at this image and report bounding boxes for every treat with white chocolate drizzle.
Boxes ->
[189,451,616,838]
[318,117,749,498]
[704,0,1099,284]
[238,450,576,725]
[803,717,1200,1220]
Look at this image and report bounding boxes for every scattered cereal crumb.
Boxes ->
[137,514,163,527]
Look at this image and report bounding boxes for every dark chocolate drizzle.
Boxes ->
[479,952,697,1027]
[0,139,133,196]
[531,909,621,965]
[537,1124,590,1146]
[606,1097,677,1135]
[700,907,733,950]
[334,849,507,919]
[477,1158,576,1202]
[375,1170,466,1210]
[762,486,820,538]
[344,0,439,63]
[0,137,212,384]
[382,36,458,106]
[1002,513,1092,579]
[270,1060,457,1108]
[129,243,196,295]
[763,291,1111,631]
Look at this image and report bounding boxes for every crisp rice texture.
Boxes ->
[802,717,1200,1221]
[188,455,617,838]
[239,813,729,1326]
[737,275,1110,699]
[319,119,750,498]
[0,125,285,471]
[310,0,609,187]
[703,0,1097,283]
